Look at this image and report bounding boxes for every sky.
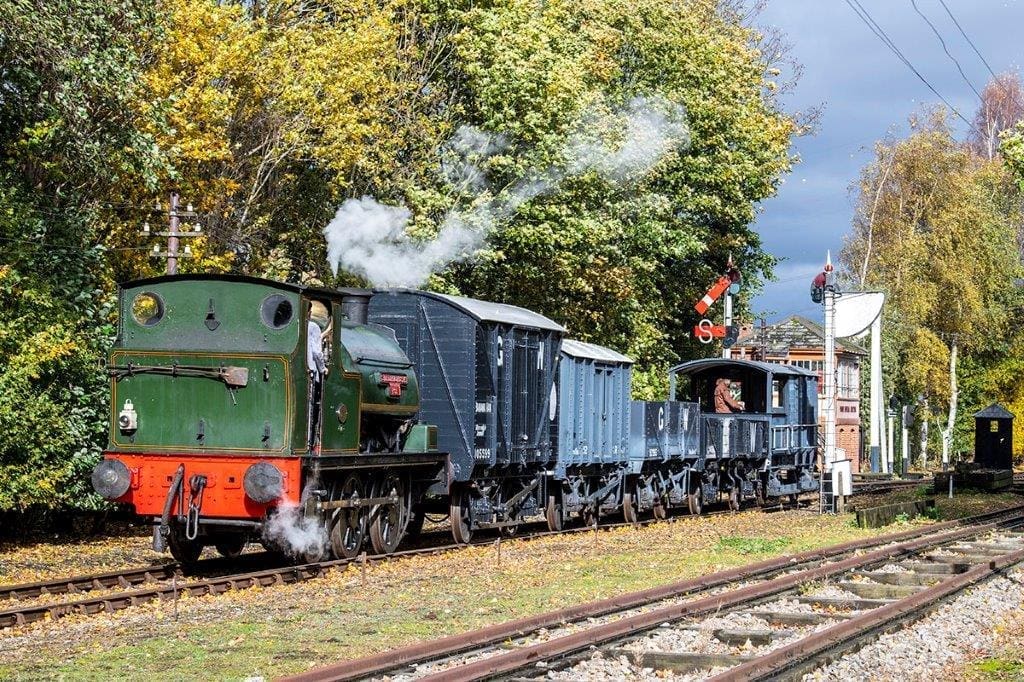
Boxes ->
[750,0,1023,321]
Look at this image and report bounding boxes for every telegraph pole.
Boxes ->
[167,192,181,275]
[142,192,199,273]
[901,404,910,475]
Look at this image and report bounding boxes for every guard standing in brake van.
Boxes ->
[714,377,744,413]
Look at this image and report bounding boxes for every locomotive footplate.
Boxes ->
[307,451,449,471]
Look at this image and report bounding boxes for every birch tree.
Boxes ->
[841,110,1023,463]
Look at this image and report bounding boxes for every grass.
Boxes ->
[715,536,792,554]
[966,657,1024,679]
[0,491,1020,681]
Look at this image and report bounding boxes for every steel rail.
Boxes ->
[277,505,1024,682]
[403,517,1024,682]
[0,550,282,603]
[0,563,181,602]
[0,505,758,628]
[711,548,1024,681]
[0,494,803,609]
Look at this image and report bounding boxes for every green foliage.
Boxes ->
[1002,121,1024,191]
[0,0,162,509]
[415,0,796,370]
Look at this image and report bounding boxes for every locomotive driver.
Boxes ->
[307,301,330,449]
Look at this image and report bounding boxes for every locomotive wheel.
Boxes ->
[623,484,640,525]
[545,492,564,532]
[450,488,473,544]
[329,474,367,559]
[728,486,741,512]
[369,473,409,555]
[214,536,246,559]
[168,529,203,565]
[687,486,703,516]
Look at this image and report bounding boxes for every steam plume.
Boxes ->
[324,95,690,287]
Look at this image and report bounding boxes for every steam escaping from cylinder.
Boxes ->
[261,503,327,560]
[323,94,690,288]
[261,470,327,560]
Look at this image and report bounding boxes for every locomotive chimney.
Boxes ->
[339,288,371,325]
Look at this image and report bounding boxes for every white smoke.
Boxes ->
[323,94,690,287]
[566,95,691,181]
[262,503,327,560]
[439,125,508,192]
[324,197,482,287]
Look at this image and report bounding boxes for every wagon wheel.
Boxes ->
[369,472,409,555]
[545,491,564,532]
[214,536,246,559]
[168,528,203,565]
[623,482,640,525]
[329,473,368,559]
[687,484,703,516]
[450,487,473,544]
[728,485,741,512]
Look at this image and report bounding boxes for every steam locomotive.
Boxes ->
[91,274,819,564]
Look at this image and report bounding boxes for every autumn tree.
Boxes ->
[105,0,456,282]
[402,0,800,394]
[117,0,802,396]
[0,0,803,511]
[841,111,1024,464]
[969,72,1024,161]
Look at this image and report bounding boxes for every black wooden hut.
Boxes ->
[973,404,1014,470]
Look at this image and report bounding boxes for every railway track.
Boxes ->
[282,504,1024,682]
[0,550,283,603]
[850,478,929,494]
[0,499,808,630]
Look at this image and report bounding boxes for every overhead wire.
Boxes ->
[936,0,1000,82]
[0,234,154,253]
[908,0,983,102]
[840,0,976,130]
